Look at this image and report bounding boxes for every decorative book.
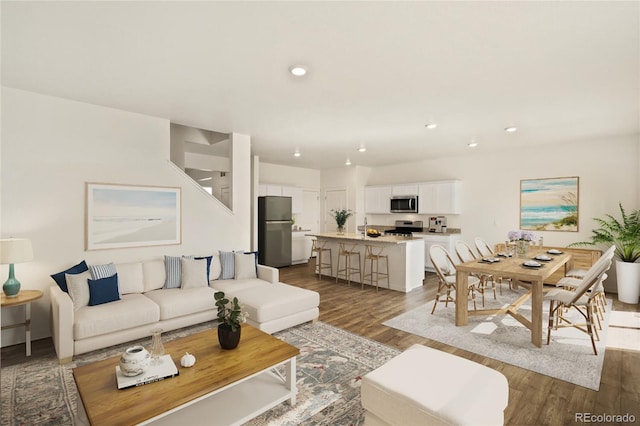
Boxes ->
[116,355,179,390]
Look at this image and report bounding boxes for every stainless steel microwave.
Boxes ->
[390,196,418,213]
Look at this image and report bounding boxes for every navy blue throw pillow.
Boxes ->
[51,261,89,293]
[88,274,120,306]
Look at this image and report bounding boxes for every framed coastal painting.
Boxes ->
[86,183,181,250]
[520,176,579,232]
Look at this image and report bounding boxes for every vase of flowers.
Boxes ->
[508,230,537,258]
[331,208,353,235]
[214,291,248,349]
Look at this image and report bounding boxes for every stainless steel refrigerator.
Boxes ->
[258,196,292,267]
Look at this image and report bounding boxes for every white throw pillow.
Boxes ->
[66,271,91,311]
[234,252,257,280]
[114,262,144,294]
[181,258,208,289]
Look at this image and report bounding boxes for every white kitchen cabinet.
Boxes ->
[391,184,419,196]
[259,183,303,214]
[292,234,310,264]
[364,186,392,214]
[418,181,461,214]
[266,184,282,196]
[282,185,303,214]
[414,232,461,272]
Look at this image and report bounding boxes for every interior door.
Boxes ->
[323,188,347,232]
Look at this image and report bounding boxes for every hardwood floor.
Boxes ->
[278,262,640,426]
[2,262,638,425]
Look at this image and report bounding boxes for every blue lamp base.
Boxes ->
[3,264,21,298]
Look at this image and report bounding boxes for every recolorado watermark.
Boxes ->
[575,412,636,423]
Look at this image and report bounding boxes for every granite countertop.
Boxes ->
[306,232,423,244]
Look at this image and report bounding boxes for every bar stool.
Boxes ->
[363,244,390,291]
[310,239,332,280]
[336,242,362,286]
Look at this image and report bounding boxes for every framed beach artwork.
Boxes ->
[520,176,579,232]
[86,183,181,250]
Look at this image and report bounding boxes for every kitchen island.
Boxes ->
[306,232,425,293]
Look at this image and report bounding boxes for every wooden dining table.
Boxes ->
[455,249,572,347]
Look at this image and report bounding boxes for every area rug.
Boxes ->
[1,321,399,426]
[383,285,612,391]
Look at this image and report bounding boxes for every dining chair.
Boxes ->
[473,237,513,294]
[455,240,496,305]
[429,244,480,314]
[555,245,615,329]
[545,254,613,355]
[565,245,615,280]
[474,237,495,258]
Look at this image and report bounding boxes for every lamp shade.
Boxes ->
[0,238,34,264]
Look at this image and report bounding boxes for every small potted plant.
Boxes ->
[331,208,353,235]
[214,291,248,349]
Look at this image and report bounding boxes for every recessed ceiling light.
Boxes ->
[468,142,478,148]
[293,149,301,157]
[425,123,438,130]
[504,126,518,133]
[289,65,308,77]
[358,145,366,153]
[345,158,352,166]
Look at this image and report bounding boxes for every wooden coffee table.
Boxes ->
[73,324,299,425]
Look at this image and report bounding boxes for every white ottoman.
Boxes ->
[361,344,509,426]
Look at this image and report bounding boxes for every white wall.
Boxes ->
[0,88,251,346]
[259,162,321,190]
[365,136,638,248]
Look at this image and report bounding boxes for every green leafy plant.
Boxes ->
[214,291,247,332]
[331,209,353,227]
[570,203,640,263]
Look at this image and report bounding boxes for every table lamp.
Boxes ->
[0,238,33,298]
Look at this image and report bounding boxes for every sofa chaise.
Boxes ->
[50,253,319,363]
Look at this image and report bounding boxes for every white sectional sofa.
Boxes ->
[50,256,319,363]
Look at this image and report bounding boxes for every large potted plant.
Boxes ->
[571,203,640,304]
[214,291,248,349]
[331,208,353,235]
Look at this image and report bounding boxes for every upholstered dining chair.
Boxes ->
[455,240,496,305]
[545,253,613,355]
[429,244,480,314]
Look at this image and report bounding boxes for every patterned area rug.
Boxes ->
[1,321,399,426]
[383,284,611,391]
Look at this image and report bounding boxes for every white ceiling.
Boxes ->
[2,1,639,170]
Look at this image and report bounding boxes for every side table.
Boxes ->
[1,289,43,356]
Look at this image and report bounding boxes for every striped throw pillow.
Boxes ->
[164,255,194,289]
[89,262,117,280]
[219,251,235,280]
